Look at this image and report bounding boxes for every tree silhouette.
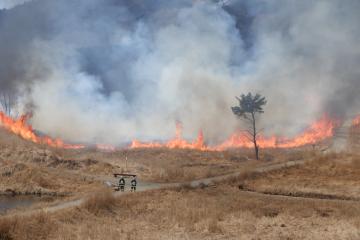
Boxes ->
[231,92,267,160]
[0,91,14,116]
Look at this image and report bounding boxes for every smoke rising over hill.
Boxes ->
[0,0,359,144]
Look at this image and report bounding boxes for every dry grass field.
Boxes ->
[57,146,315,183]
[241,153,360,200]
[0,127,261,195]
[1,176,359,240]
[0,129,114,196]
[1,127,359,239]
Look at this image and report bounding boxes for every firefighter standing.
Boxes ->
[131,177,137,192]
[118,177,125,192]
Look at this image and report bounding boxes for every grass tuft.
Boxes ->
[82,190,117,215]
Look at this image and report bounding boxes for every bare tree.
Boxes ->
[231,92,267,160]
[0,91,15,116]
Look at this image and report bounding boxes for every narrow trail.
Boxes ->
[16,159,307,215]
[238,189,360,203]
[11,158,354,216]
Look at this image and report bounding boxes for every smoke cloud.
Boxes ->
[0,0,31,9]
[0,0,359,144]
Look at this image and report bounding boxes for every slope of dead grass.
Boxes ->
[2,179,360,240]
[0,162,105,195]
[1,127,355,239]
[57,147,315,183]
[0,129,118,195]
[57,148,258,182]
[0,126,317,188]
[241,152,360,199]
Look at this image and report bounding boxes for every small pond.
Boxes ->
[0,195,45,214]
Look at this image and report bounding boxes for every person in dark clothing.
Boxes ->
[118,177,125,192]
[131,177,137,192]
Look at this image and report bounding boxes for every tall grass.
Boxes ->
[82,190,117,215]
[0,212,54,240]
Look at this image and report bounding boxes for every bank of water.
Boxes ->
[0,195,43,214]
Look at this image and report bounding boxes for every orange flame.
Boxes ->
[0,110,338,151]
[131,116,337,151]
[130,122,206,150]
[214,115,336,150]
[0,112,85,149]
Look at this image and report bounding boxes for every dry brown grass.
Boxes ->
[0,217,13,240]
[2,126,359,239]
[0,129,119,197]
[58,147,311,183]
[1,180,360,240]
[82,190,117,215]
[0,162,105,196]
[0,212,55,240]
[61,186,360,239]
[240,152,360,199]
[0,125,318,187]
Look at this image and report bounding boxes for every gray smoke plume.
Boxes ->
[0,0,359,144]
[0,0,31,9]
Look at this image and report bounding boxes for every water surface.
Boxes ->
[0,195,40,214]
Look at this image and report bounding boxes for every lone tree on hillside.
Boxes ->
[231,92,267,160]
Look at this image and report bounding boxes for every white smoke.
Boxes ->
[1,0,360,144]
[19,1,244,144]
[0,0,32,9]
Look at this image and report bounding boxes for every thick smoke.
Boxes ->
[0,0,359,144]
[0,0,31,9]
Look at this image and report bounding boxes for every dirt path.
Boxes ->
[237,189,360,205]
[19,159,306,215]
[238,189,360,202]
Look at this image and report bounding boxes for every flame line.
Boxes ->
[0,112,85,149]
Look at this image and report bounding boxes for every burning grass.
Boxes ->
[0,110,339,153]
[0,117,359,239]
[0,112,84,149]
[0,128,119,196]
[130,116,337,151]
